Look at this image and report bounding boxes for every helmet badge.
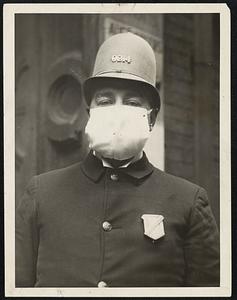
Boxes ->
[111,54,132,64]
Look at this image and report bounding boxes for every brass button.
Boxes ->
[97,280,108,288]
[102,221,112,232]
[110,173,119,181]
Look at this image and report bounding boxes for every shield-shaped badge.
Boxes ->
[141,214,165,240]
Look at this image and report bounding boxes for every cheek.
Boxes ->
[89,98,97,109]
[140,96,152,111]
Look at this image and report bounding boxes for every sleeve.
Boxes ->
[184,187,220,286]
[15,176,39,287]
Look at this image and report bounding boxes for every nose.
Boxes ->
[113,92,124,106]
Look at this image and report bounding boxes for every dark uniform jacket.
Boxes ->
[16,151,220,287]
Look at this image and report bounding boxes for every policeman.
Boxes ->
[16,32,219,287]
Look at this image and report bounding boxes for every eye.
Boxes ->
[125,97,142,107]
[95,95,113,106]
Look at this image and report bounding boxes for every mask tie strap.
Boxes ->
[147,108,155,131]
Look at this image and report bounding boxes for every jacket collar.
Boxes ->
[81,151,154,183]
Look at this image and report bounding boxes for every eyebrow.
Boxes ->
[94,90,113,97]
[95,88,143,97]
[123,91,143,98]
[95,87,114,93]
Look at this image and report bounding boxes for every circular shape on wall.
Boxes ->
[47,75,82,126]
[46,74,88,143]
[45,52,88,144]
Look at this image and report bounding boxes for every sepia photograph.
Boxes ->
[4,3,231,297]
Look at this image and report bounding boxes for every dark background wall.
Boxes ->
[15,13,220,226]
[163,14,220,225]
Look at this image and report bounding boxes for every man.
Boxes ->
[16,32,219,287]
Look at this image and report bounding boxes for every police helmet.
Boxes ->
[83,32,160,111]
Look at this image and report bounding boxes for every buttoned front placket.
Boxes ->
[81,151,154,287]
[97,167,123,288]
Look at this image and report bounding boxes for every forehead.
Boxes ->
[91,78,151,98]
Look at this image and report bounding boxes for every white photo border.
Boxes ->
[3,3,231,297]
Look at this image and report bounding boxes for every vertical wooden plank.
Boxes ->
[37,14,90,174]
[163,14,196,182]
[82,14,100,76]
[194,14,220,226]
[15,14,40,202]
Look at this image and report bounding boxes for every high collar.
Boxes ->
[81,151,154,183]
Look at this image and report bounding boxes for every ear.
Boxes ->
[148,108,158,131]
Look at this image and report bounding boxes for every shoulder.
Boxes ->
[35,161,83,188]
[153,166,200,192]
[150,166,206,207]
[149,166,213,226]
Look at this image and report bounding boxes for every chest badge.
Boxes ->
[141,214,165,241]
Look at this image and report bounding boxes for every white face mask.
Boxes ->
[85,105,151,160]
